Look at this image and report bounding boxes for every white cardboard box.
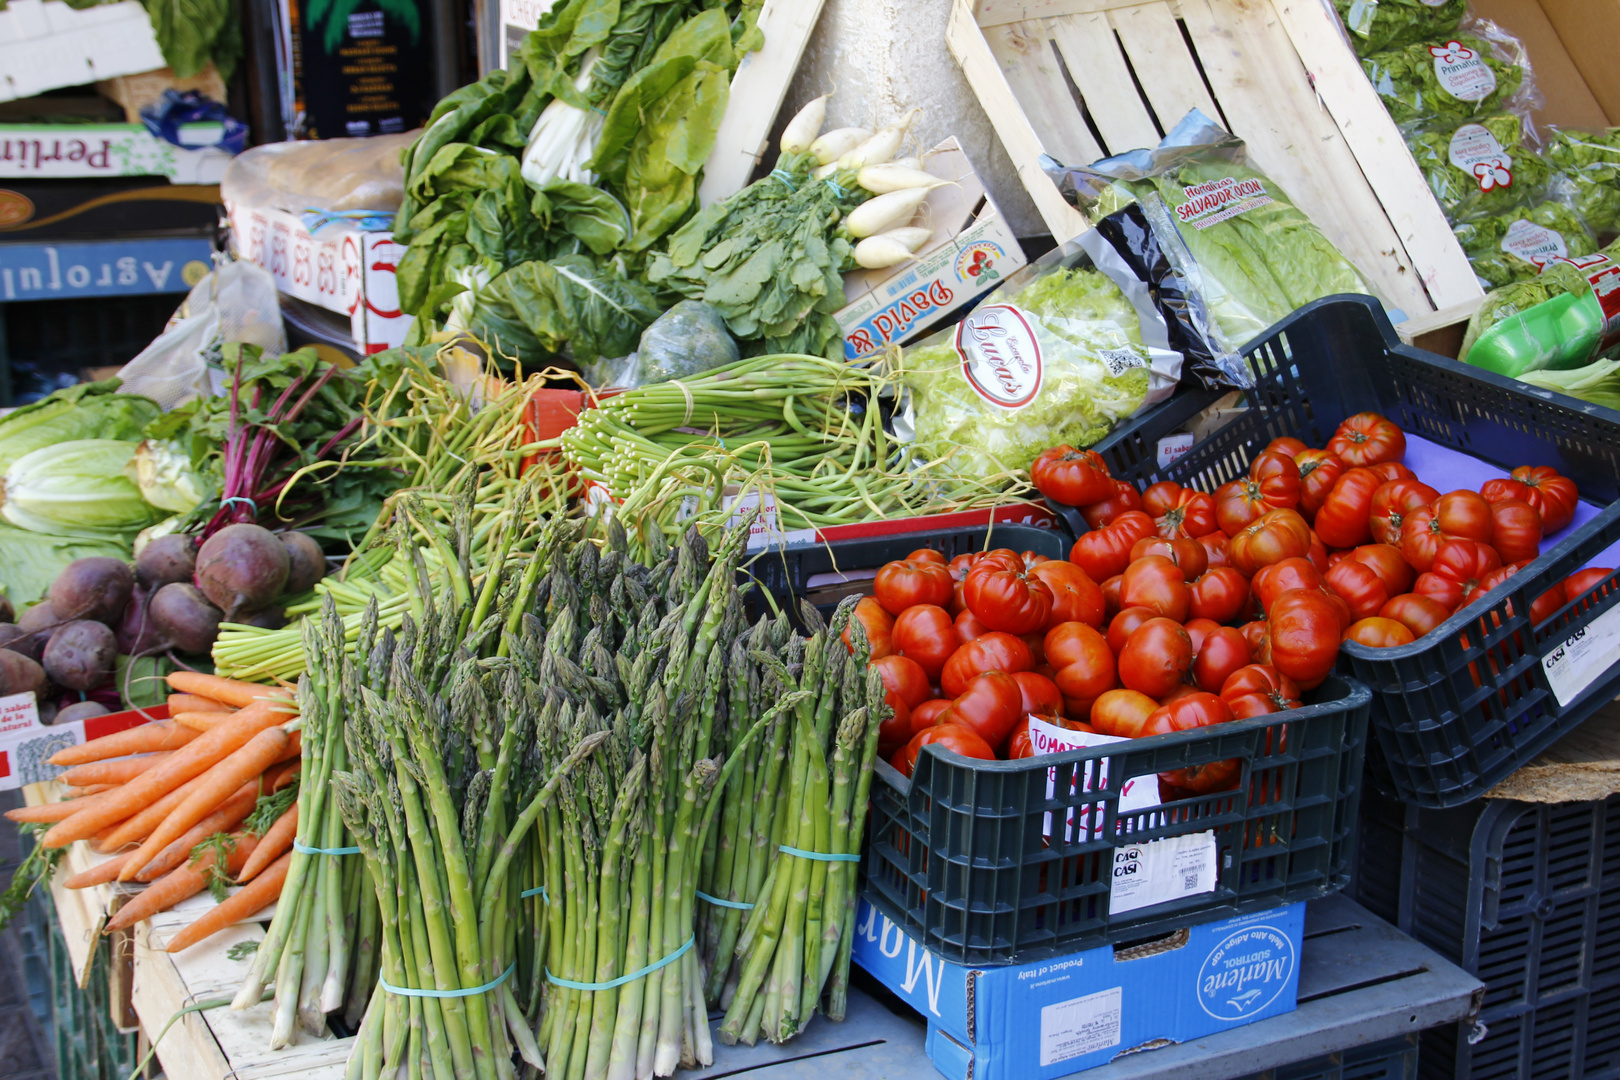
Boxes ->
[0,0,165,102]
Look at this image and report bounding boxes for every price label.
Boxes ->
[1109,831,1218,914]
[1157,433,1195,469]
[1542,600,1620,706]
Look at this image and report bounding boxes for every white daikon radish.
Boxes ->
[809,127,871,165]
[893,156,923,170]
[780,94,829,153]
[838,110,918,171]
[857,163,947,195]
[881,226,933,252]
[846,186,932,238]
[854,235,917,269]
[813,161,839,181]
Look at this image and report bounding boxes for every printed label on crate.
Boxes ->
[1196,922,1297,1020]
[1039,986,1122,1066]
[956,305,1043,409]
[0,125,231,183]
[1551,252,1620,352]
[1027,718,1162,842]
[1157,433,1196,469]
[1448,124,1514,192]
[1541,597,1620,706]
[1110,831,1218,915]
[1430,40,1497,102]
[1176,177,1273,230]
[0,238,210,300]
[0,704,156,790]
[1500,219,1568,270]
[673,490,815,551]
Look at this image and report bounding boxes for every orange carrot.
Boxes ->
[58,753,173,788]
[95,771,211,852]
[173,711,233,733]
[168,851,290,952]
[265,759,301,792]
[60,783,118,799]
[237,804,297,883]
[42,697,294,848]
[4,787,120,824]
[133,781,262,882]
[167,693,233,715]
[46,721,200,768]
[119,726,292,881]
[105,833,258,932]
[164,672,291,709]
[62,853,133,889]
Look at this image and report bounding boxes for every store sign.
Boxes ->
[0,125,230,183]
[0,698,154,791]
[0,237,211,300]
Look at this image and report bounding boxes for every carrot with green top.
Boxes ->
[105,833,259,932]
[237,804,297,883]
[167,851,290,952]
[132,781,263,883]
[165,672,290,709]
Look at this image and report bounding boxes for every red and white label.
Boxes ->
[1448,124,1513,192]
[955,305,1044,409]
[1501,220,1568,270]
[1554,253,1620,353]
[1176,177,1272,230]
[1431,40,1497,102]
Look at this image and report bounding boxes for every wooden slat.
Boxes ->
[947,0,1090,240]
[696,0,828,207]
[981,19,1103,167]
[1110,1,1221,135]
[978,0,1161,27]
[1047,11,1161,153]
[1269,0,1483,309]
[1174,0,1436,317]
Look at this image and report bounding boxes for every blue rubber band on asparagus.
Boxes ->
[546,937,693,991]
[292,841,361,855]
[779,844,860,863]
[695,890,753,910]
[520,885,549,901]
[380,962,515,999]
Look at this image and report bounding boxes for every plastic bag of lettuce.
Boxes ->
[1407,114,1551,218]
[1362,31,1529,126]
[1543,128,1620,235]
[1043,110,1370,354]
[895,230,1182,478]
[1453,200,1596,288]
[1334,0,1466,56]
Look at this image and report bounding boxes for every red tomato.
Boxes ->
[907,548,947,565]
[1030,445,1115,506]
[876,691,914,752]
[963,556,1054,635]
[843,597,894,659]
[1564,567,1616,609]
[1220,664,1302,718]
[1013,671,1063,720]
[1378,593,1451,638]
[1489,499,1542,564]
[1101,575,1124,620]
[1189,567,1249,624]
[954,607,989,642]
[1151,486,1219,539]
[1159,683,1203,706]
[1130,536,1207,581]
[1433,491,1494,545]
[1198,531,1232,570]
[1479,478,1533,507]
[1118,618,1194,698]
[1252,557,1324,614]
[1315,468,1382,549]
[1267,436,1308,459]
[1511,466,1579,533]
[1462,565,1519,609]
[1228,508,1314,577]
[893,723,996,776]
[1239,619,1270,653]
[1365,462,1417,483]
[1369,479,1439,546]
[939,631,1034,698]
[1069,511,1155,582]
[1006,720,1034,759]
[1107,606,1157,656]
[947,552,981,581]
[1326,412,1406,467]
[1193,626,1251,693]
[1398,507,1446,573]
[1080,480,1144,530]
[1343,617,1415,648]
[1121,556,1192,623]
[1307,530,1330,574]
[908,698,954,736]
[1265,589,1342,688]
[873,559,955,616]
[1183,617,1220,655]
[945,672,1025,747]
[1295,449,1346,519]
[1348,544,1414,597]
[1030,560,1106,630]
[1323,558,1389,620]
[1215,452,1302,536]
[1047,623,1117,705]
[1020,550,1052,568]
[872,654,932,710]
[1414,538,1502,610]
[1142,481,1185,517]
[1144,693,1240,792]
[1090,689,1160,737]
[892,604,957,678]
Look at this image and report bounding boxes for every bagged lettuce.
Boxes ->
[1044,110,1369,353]
[896,230,1182,478]
[1362,33,1525,125]
[1461,238,1620,375]
[1334,0,1466,56]
[1406,113,1550,218]
[1453,200,1596,288]
[1543,128,1620,234]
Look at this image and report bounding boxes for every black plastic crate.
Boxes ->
[864,673,1369,965]
[1243,1035,1420,1080]
[1351,791,1620,1080]
[1072,295,1620,808]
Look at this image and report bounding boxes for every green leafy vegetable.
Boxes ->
[0,440,162,538]
[1406,113,1550,218]
[141,0,239,78]
[1518,357,1620,408]
[1334,0,1465,55]
[1453,201,1596,288]
[0,526,130,607]
[0,379,158,478]
[116,653,177,711]
[1543,127,1620,234]
[1362,34,1523,125]
[188,833,239,902]
[227,941,260,961]
[244,784,298,837]
[0,825,63,934]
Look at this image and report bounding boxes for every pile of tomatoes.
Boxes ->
[853,411,1608,796]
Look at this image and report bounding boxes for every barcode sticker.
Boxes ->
[1109,830,1218,914]
[1040,986,1122,1065]
[1100,347,1148,377]
[1542,600,1620,706]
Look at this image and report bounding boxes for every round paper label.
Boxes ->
[955,305,1044,409]
[1501,219,1568,270]
[1448,124,1513,192]
[1430,40,1497,102]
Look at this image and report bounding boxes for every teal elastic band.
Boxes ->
[380,962,515,999]
[547,937,693,991]
[824,179,849,199]
[293,841,361,855]
[695,890,753,910]
[769,168,798,190]
[221,496,258,515]
[521,885,549,901]
[779,844,860,863]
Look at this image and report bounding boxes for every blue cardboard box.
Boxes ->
[852,896,1304,1079]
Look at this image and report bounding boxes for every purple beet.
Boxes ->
[280,532,326,595]
[48,557,134,624]
[135,535,197,590]
[149,584,224,656]
[42,620,117,692]
[195,524,289,619]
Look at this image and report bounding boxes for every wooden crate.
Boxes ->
[944,0,1485,320]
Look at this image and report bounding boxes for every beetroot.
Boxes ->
[56,700,109,724]
[237,606,287,631]
[195,524,288,618]
[16,602,62,656]
[280,532,326,594]
[136,535,197,590]
[49,557,134,624]
[42,620,117,692]
[0,649,47,698]
[0,592,13,624]
[150,584,224,655]
[0,624,40,662]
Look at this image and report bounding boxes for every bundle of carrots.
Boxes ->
[6,671,304,953]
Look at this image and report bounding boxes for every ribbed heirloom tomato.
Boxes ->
[1511,466,1578,532]
[1030,446,1115,507]
[1347,544,1414,597]
[1080,480,1143,529]
[1379,593,1451,637]
[963,550,1054,634]
[1228,508,1313,577]
[1029,560,1106,629]
[1070,511,1155,582]
[892,723,995,777]
[1432,491,1494,545]
[1489,498,1542,564]
[1323,558,1388,620]
[1189,567,1249,624]
[1141,693,1239,793]
[1045,622,1116,709]
[1343,617,1416,648]
[1193,626,1251,693]
[1118,617,1194,698]
[873,559,954,615]
[1326,412,1406,467]
[940,631,1033,698]
[908,699,952,735]
[941,671,1024,747]
[954,607,989,641]
[907,548,947,565]
[1144,483,1219,539]
[1106,606,1156,655]
[1369,479,1439,546]
[1215,450,1302,536]
[843,597,894,659]
[1130,537,1207,581]
[1294,449,1345,518]
[1013,671,1063,719]
[1399,507,1445,573]
[1267,436,1308,458]
[1315,468,1381,549]
[1414,538,1502,611]
[1120,556,1191,622]
[1090,689,1160,738]
[872,655,931,710]
[1220,664,1302,719]
[891,604,957,678]
[1264,588,1342,687]
[1252,557,1323,614]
